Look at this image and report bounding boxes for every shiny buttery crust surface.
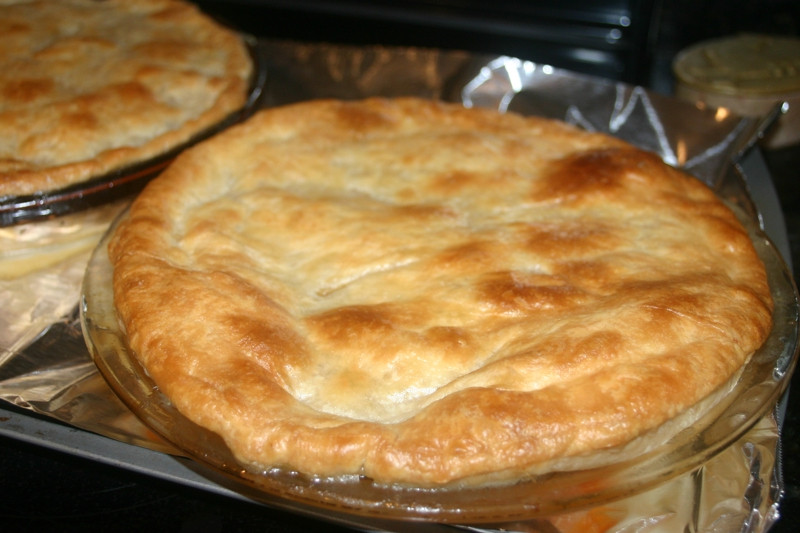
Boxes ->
[0,0,252,197]
[109,98,773,486]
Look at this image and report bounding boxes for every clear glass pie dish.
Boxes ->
[80,188,799,525]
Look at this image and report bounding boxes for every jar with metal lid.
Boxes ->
[673,33,800,149]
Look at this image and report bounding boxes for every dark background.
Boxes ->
[2,1,799,531]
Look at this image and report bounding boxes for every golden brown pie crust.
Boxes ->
[0,0,252,198]
[108,97,773,487]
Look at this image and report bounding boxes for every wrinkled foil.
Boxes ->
[0,38,793,532]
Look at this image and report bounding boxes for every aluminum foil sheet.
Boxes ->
[0,38,795,532]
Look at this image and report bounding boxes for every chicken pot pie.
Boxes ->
[0,0,253,198]
[108,97,773,487]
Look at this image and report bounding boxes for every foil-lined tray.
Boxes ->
[1,39,798,532]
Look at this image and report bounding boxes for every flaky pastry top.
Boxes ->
[0,0,252,197]
[109,98,773,486]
